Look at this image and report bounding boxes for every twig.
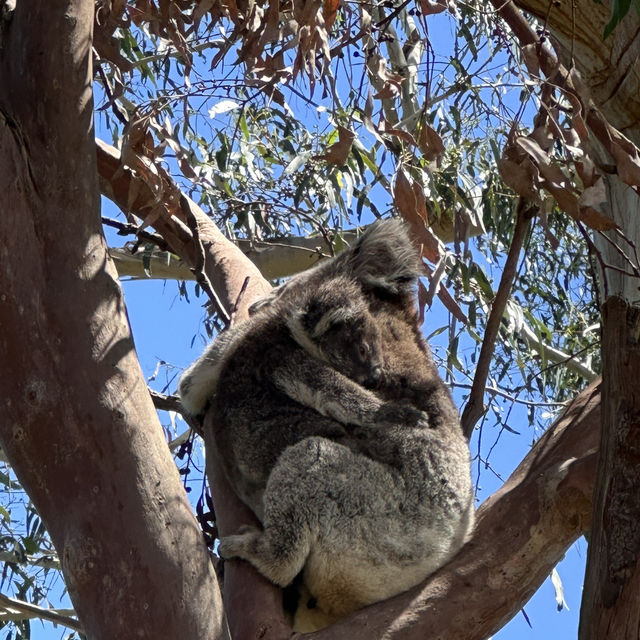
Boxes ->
[452,382,569,408]
[102,216,171,251]
[461,198,536,439]
[148,388,203,436]
[0,593,83,633]
[0,551,60,570]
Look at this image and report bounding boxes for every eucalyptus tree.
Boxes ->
[0,0,637,638]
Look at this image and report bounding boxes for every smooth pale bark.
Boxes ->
[579,299,640,640]
[0,3,224,638]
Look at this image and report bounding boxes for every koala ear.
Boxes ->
[344,220,423,296]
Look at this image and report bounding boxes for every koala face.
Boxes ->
[314,313,383,389]
[286,275,384,389]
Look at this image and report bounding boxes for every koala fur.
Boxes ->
[180,274,429,519]
[180,219,473,630]
[250,220,460,429]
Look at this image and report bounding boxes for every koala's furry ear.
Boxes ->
[341,219,423,297]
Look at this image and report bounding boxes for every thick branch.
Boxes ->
[0,593,82,633]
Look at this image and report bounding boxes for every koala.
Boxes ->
[219,421,473,630]
[181,219,473,630]
[250,219,460,428]
[180,274,429,519]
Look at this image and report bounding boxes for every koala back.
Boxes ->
[200,218,472,630]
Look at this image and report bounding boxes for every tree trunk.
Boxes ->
[579,298,640,640]
[511,2,640,633]
[0,3,225,638]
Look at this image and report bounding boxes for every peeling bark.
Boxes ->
[0,3,224,638]
[515,0,640,133]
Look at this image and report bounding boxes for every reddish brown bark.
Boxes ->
[580,298,640,640]
[96,139,282,636]
[0,3,224,638]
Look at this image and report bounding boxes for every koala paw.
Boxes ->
[218,526,261,560]
[377,403,430,429]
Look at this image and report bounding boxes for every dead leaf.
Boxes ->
[373,85,399,100]
[422,260,467,323]
[379,123,418,146]
[323,0,340,31]
[417,279,428,324]
[315,126,355,165]
[419,0,448,15]
[608,127,640,190]
[576,206,618,231]
[418,123,445,163]
[498,156,539,200]
[393,168,440,262]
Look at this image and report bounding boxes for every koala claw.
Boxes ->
[376,403,430,429]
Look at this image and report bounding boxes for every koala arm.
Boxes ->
[271,349,426,428]
[178,329,240,416]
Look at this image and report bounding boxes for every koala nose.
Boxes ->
[368,365,382,388]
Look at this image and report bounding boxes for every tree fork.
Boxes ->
[579,297,640,639]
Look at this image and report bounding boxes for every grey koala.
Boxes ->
[179,274,429,519]
[195,220,473,630]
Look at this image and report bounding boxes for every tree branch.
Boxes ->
[0,593,82,633]
[461,198,536,438]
